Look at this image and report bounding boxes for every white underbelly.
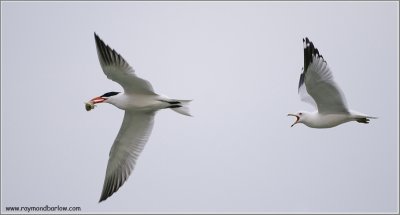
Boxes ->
[110,94,168,111]
[306,114,352,128]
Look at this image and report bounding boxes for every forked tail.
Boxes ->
[167,99,192,116]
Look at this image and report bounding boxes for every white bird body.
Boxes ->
[288,38,376,128]
[106,93,172,111]
[295,111,371,128]
[88,33,191,202]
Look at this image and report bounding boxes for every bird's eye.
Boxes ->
[299,113,302,115]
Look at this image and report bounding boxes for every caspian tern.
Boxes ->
[88,33,191,202]
[288,38,376,128]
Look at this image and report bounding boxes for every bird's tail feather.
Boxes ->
[169,99,192,116]
[350,110,377,124]
[355,115,378,124]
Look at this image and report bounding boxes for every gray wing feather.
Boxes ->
[94,33,156,95]
[299,38,349,114]
[99,111,155,202]
[298,69,318,108]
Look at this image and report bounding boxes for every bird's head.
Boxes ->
[90,91,121,104]
[287,111,308,127]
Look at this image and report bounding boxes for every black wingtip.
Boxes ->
[303,37,312,72]
[94,33,113,65]
[99,196,107,203]
[303,37,326,72]
[300,37,325,92]
[94,32,101,43]
[99,187,112,203]
[94,32,101,45]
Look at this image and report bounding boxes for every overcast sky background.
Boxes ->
[1,1,398,213]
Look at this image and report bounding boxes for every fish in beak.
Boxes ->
[287,113,300,127]
[85,96,106,111]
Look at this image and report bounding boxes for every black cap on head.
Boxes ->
[101,92,120,98]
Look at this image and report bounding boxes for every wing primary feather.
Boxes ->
[298,72,305,93]
[99,178,110,202]
[111,49,118,65]
[103,44,113,65]
[304,37,313,72]
[94,33,156,95]
[94,33,106,64]
[96,35,110,65]
[96,34,121,68]
[111,174,118,195]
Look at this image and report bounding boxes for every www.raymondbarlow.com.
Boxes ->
[5,205,81,213]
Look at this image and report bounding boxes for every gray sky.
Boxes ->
[1,1,398,213]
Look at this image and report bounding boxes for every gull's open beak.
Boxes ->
[90,96,106,104]
[287,113,300,127]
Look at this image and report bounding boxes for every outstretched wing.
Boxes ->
[298,38,349,114]
[99,111,155,202]
[94,33,156,95]
[298,68,318,108]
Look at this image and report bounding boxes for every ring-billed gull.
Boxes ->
[288,38,376,128]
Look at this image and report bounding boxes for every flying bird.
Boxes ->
[288,38,376,128]
[88,33,192,202]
